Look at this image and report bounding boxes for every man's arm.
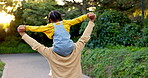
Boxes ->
[75,14,96,51]
[18,32,52,58]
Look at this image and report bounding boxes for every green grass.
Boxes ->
[82,46,148,78]
[0,61,5,77]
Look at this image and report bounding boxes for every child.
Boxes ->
[18,11,92,56]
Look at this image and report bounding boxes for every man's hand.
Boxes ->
[17,25,26,32]
[19,32,26,36]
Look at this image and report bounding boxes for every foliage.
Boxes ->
[80,10,142,48]
[21,1,56,25]
[1,36,20,47]
[0,26,6,42]
[138,16,148,47]
[133,10,148,19]
[63,0,94,14]
[0,60,5,77]
[0,41,35,54]
[0,0,19,13]
[96,0,148,15]
[81,46,148,78]
[63,0,148,15]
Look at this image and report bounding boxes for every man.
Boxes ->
[18,13,96,78]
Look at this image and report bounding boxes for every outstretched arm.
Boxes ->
[25,25,52,32]
[75,14,96,51]
[18,24,53,32]
[66,15,87,26]
[66,12,94,26]
[81,13,96,38]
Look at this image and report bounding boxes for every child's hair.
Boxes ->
[48,11,62,22]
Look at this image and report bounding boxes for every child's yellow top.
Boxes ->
[26,15,87,39]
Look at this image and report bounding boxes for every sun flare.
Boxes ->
[0,11,14,24]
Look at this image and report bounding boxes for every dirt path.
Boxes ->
[0,53,90,78]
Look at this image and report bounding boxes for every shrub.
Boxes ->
[138,17,148,47]
[0,42,35,54]
[0,36,20,47]
[0,61,5,77]
[80,10,142,48]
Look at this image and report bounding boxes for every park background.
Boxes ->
[0,0,148,78]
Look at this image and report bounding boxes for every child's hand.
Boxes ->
[87,12,96,22]
[87,12,96,20]
[90,14,96,22]
[17,25,26,32]
[17,25,26,36]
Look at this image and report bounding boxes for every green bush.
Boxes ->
[0,61,5,77]
[0,42,35,54]
[81,46,148,78]
[138,17,148,47]
[0,35,35,54]
[1,36,20,47]
[80,10,142,48]
[98,10,131,26]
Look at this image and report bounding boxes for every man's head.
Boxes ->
[48,11,62,23]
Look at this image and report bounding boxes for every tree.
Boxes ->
[97,0,148,15]
[0,24,6,42]
[63,0,148,15]
[63,0,97,14]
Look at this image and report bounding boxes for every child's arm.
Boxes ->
[66,12,95,26]
[25,24,53,32]
[66,14,88,26]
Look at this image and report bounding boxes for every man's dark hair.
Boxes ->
[48,11,62,22]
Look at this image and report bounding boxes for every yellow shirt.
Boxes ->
[26,15,87,39]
